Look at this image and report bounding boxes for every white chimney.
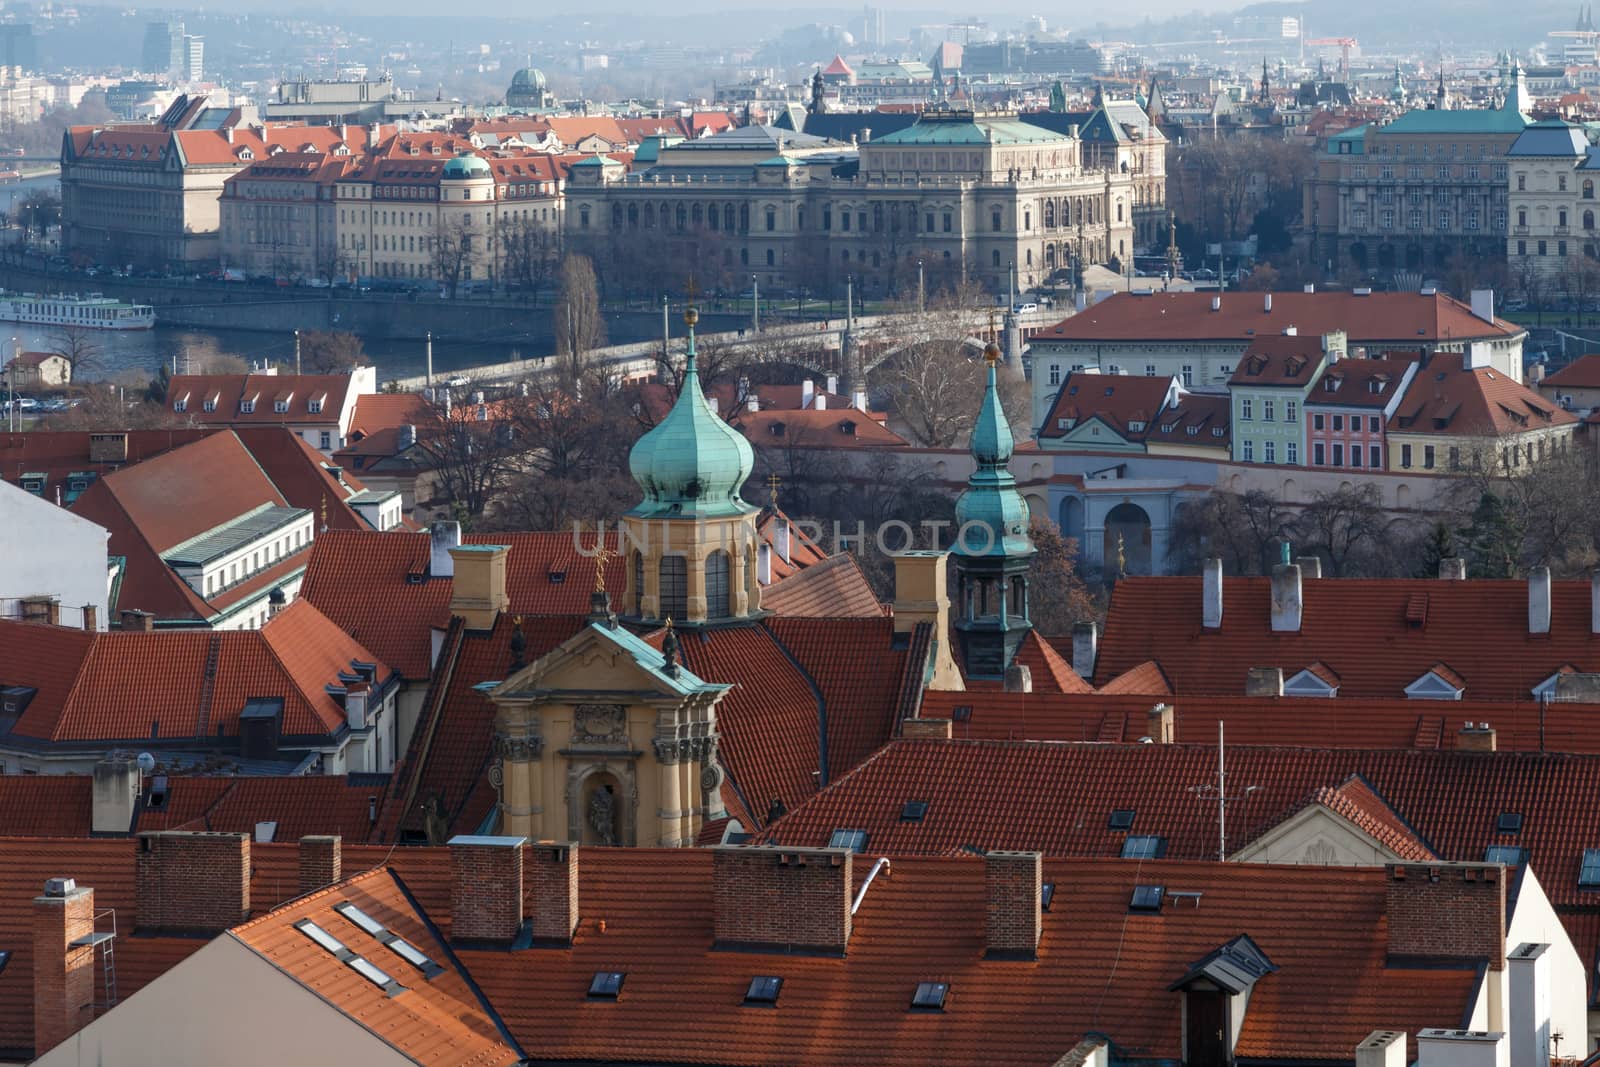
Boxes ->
[1470,288,1496,324]
[344,684,368,731]
[1303,283,1316,293]
[813,394,826,410]
[430,520,461,578]
[708,396,719,414]
[91,759,139,835]
[1283,325,1298,336]
[1440,557,1467,580]
[757,542,773,585]
[1264,293,1273,313]
[1202,557,1224,628]
[853,390,868,412]
[1071,621,1097,679]
[801,379,815,408]
[775,519,791,563]
[745,396,759,412]
[1271,562,1302,632]
[1466,341,1492,370]
[1508,943,1550,1067]
[1210,295,1221,312]
[826,374,838,394]
[1416,1030,1505,1067]
[1355,1031,1406,1067]
[1529,566,1551,635]
[1591,571,1600,633]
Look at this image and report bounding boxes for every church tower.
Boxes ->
[951,338,1035,679]
[622,302,761,626]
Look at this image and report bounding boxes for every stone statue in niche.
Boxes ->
[588,782,618,846]
[574,703,628,744]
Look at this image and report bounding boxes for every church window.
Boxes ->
[706,550,730,618]
[632,551,643,615]
[658,556,687,621]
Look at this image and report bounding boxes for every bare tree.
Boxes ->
[298,331,368,375]
[409,385,529,522]
[553,253,606,383]
[498,215,561,302]
[431,217,473,300]
[1290,483,1386,576]
[47,324,102,382]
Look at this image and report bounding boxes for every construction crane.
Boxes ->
[1305,36,1357,80]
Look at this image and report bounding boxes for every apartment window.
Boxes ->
[1449,445,1461,470]
[1048,364,1061,386]
[1561,209,1570,228]
[1424,445,1435,469]
[1519,239,1527,256]
[1353,207,1367,228]
[992,211,1002,232]
[1467,210,1480,231]
[1263,399,1275,422]
[1313,441,1325,465]
[1438,210,1451,230]
[1382,210,1394,229]
[1264,440,1276,463]
[1561,240,1569,257]
[943,213,952,232]
[319,430,331,450]
[1496,211,1507,229]
[1407,165,1422,179]
[1380,165,1394,179]
[1351,446,1362,468]
[1352,164,1366,178]
[1369,416,1380,433]
[1561,175,1569,191]
[1285,400,1297,423]
[765,209,775,232]
[1181,365,1193,386]
[1143,364,1156,377]
[841,212,850,232]
[1370,444,1382,468]
[1313,413,1324,430]
[1519,209,1528,227]
[1241,398,1253,420]
[1401,444,1413,469]
[1408,211,1421,230]
[1332,415,1343,431]
[1518,173,1527,191]
[1242,440,1254,462]
[1539,240,1548,256]
[1467,164,1480,180]
[1332,442,1344,466]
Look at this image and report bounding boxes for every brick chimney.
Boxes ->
[449,835,525,944]
[119,609,153,632]
[901,717,954,739]
[1071,621,1098,679]
[1270,562,1303,632]
[1508,942,1550,1067]
[430,519,461,578]
[91,758,139,835]
[298,835,342,894]
[1458,722,1497,752]
[136,832,250,935]
[32,878,95,1055]
[448,544,510,630]
[1528,566,1551,635]
[1245,666,1284,697]
[1202,557,1223,628]
[984,850,1042,959]
[1295,555,1322,579]
[1147,702,1174,743]
[1439,557,1467,580]
[1355,1031,1406,1067]
[712,846,852,954]
[891,551,963,691]
[528,841,579,945]
[1386,863,1505,969]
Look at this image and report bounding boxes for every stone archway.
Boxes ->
[1103,501,1153,576]
[1349,242,1368,271]
[1023,492,1046,521]
[1059,496,1084,543]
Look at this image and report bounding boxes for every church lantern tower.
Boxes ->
[951,338,1035,679]
[622,302,761,625]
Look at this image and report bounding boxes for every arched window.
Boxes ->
[675,204,687,230]
[1043,200,1055,228]
[627,204,638,227]
[631,551,643,615]
[1585,179,1595,200]
[692,203,703,226]
[1560,209,1568,228]
[658,556,687,621]
[1518,209,1527,227]
[725,204,736,231]
[644,203,655,228]
[708,205,719,230]
[612,203,623,228]
[1116,201,1124,222]
[706,551,730,618]
[579,205,590,229]
[1585,210,1595,231]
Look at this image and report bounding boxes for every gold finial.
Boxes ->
[1116,531,1127,579]
[591,536,615,594]
[319,496,329,533]
[983,311,1002,364]
[766,472,782,506]
[684,276,700,328]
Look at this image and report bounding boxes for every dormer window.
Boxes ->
[1284,665,1339,697]
[203,397,217,412]
[174,398,187,412]
[240,399,255,414]
[1187,425,1200,436]
[274,400,288,413]
[309,397,323,414]
[1128,420,1146,432]
[1405,664,1465,701]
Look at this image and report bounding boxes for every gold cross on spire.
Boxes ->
[685,275,699,303]
[591,535,615,594]
[766,472,782,506]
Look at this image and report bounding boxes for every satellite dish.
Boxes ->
[136,752,156,774]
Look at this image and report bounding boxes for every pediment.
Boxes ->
[490,622,724,702]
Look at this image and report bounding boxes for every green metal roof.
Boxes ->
[161,503,308,567]
[627,323,755,520]
[953,361,1033,560]
[1380,105,1529,136]
[592,622,731,697]
[872,115,1067,146]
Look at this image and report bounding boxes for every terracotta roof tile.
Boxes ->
[1540,353,1600,390]
[766,616,907,782]
[1097,659,1172,695]
[1389,353,1575,435]
[758,552,885,618]
[1038,372,1174,441]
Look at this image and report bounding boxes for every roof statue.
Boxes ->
[626,300,755,520]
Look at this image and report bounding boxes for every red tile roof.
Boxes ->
[758,552,885,617]
[0,600,391,744]
[1306,357,1411,409]
[1096,659,1171,696]
[229,868,522,1067]
[1294,776,1436,861]
[0,428,215,502]
[733,408,910,447]
[1389,353,1575,436]
[1227,333,1326,387]
[0,777,92,836]
[1034,291,1523,344]
[299,530,627,678]
[166,373,359,427]
[1539,353,1600,390]
[348,393,428,438]
[1038,373,1174,441]
[1096,574,1600,702]
[230,427,378,531]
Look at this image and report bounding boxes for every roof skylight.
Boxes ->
[911,981,949,1011]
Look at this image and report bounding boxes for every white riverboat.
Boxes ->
[0,291,155,330]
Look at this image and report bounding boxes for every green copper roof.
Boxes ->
[627,320,756,520]
[873,114,1066,146]
[1381,104,1529,136]
[953,361,1034,560]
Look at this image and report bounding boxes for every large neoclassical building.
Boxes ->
[564,108,1141,298]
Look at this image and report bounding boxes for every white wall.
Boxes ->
[1504,866,1589,1056]
[0,480,110,630]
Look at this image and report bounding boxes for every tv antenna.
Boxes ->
[1188,721,1260,861]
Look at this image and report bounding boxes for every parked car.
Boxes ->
[1012,302,1039,314]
